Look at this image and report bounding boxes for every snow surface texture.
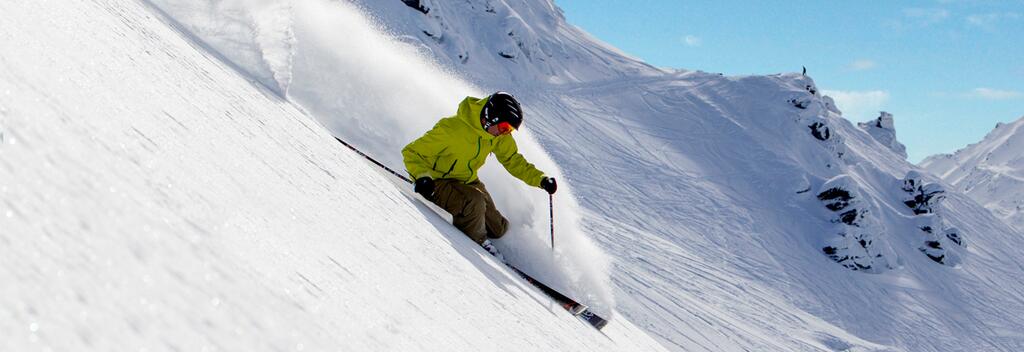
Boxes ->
[343,1,1024,351]
[858,112,908,160]
[921,116,1024,233]
[0,0,668,351]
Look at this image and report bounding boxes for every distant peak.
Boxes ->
[866,111,895,130]
[857,111,906,159]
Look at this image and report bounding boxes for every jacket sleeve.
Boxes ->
[493,135,546,187]
[402,122,449,179]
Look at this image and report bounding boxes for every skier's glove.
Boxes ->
[414,177,435,198]
[540,177,557,195]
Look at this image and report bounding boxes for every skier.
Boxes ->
[402,92,557,250]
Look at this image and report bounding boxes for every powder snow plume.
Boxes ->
[146,0,615,314]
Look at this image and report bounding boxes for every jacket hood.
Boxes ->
[456,96,495,139]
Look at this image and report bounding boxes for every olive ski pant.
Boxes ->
[428,179,509,244]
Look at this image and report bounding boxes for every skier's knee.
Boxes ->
[461,192,486,217]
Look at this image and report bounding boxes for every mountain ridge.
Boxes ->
[921,116,1024,232]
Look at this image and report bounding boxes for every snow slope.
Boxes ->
[345,1,1024,351]
[0,0,667,350]
[921,116,1024,232]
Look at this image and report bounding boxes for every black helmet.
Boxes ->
[481,92,522,130]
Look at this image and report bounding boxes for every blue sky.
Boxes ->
[554,0,1023,162]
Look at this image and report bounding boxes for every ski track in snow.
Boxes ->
[514,50,1024,351]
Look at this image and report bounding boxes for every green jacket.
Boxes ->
[402,96,546,187]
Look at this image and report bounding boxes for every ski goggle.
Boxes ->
[496,121,516,135]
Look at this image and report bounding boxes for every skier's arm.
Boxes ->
[493,136,545,187]
[402,123,450,180]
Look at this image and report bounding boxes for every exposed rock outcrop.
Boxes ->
[903,171,964,266]
[858,112,907,159]
[816,176,893,272]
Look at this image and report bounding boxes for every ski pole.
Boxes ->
[549,194,555,251]
[333,136,412,184]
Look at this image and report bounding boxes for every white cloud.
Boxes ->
[822,90,890,120]
[969,88,1023,100]
[903,8,951,25]
[966,13,1021,30]
[847,59,878,71]
[967,13,998,26]
[682,35,701,47]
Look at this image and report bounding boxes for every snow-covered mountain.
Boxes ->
[5,0,1024,351]
[341,1,1024,351]
[921,116,1024,232]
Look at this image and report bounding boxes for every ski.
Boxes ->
[501,257,610,330]
[507,266,588,315]
[579,310,610,330]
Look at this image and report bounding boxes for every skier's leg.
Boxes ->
[471,181,509,239]
[430,179,488,244]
